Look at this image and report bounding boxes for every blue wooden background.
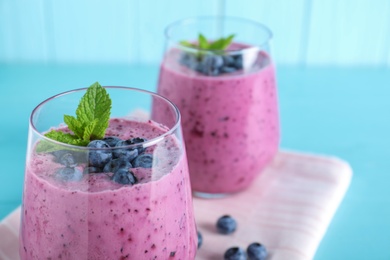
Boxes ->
[1,0,390,66]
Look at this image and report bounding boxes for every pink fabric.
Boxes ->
[0,150,352,260]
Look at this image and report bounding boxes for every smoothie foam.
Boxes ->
[20,118,197,259]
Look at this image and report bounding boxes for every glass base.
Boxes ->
[193,191,232,199]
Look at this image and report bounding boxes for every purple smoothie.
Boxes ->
[157,46,279,194]
[20,118,197,259]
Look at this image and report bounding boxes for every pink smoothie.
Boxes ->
[20,118,197,259]
[157,46,279,194]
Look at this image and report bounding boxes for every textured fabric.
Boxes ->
[194,151,352,260]
[0,150,352,260]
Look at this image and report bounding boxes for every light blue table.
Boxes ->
[0,63,389,259]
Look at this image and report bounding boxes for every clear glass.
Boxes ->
[156,16,280,197]
[19,86,197,259]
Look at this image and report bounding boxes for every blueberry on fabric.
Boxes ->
[113,140,139,160]
[112,168,137,185]
[87,140,113,168]
[224,247,246,260]
[216,215,237,234]
[197,230,203,249]
[59,152,77,167]
[246,242,267,260]
[103,136,122,147]
[55,167,83,182]
[132,154,153,168]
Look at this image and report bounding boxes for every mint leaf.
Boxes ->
[83,119,98,141]
[45,130,89,146]
[181,34,235,53]
[198,34,209,49]
[220,34,235,50]
[64,115,84,138]
[43,82,112,146]
[75,82,111,140]
[180,40,196,48]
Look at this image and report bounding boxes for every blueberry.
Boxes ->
[216,215,237,234]
[132,154,153,168]
[112,168,137,185]
[233,54,243,69]
[224,247,246,260]
[113,140,139,160]
[223,55,236,66]
[83,166,101,174]
[197,231,203,249]
[104,157,133,173]
[87,140,113,168]
[129,137,148,154]
[181,52,202,71]
[199,55,224,76]
[103,136,121,147]
[52,150,87,163]
[246,242,267,260]
[55,167,83,182]
[221,66,237,74]
[59,152,77,167]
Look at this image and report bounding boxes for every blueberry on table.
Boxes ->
[246,242,267,260]
[55,167,83,182]
[224,247,246,260]
[102,136,122,147]
[197,230,203,249]
[113,140,139,160]
[112,168,137,185]
[87,140,113,168]
[132,154,153,168]
[216,215,237,234]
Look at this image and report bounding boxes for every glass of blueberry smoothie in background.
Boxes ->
[156,16,280,197]
[20,83,197,259]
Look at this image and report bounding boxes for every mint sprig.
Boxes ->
[180,33,235,52]
[44,82,111,146]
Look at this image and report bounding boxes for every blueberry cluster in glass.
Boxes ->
[197,215,268,260]
[53,136,153,185]
[179,52,243,76]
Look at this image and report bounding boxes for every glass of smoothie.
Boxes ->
[157,16,279,197]
[19,83,197,259]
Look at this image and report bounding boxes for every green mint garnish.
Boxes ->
[44,82,111,146]
[180,33,235,52]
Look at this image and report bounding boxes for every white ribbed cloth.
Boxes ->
[0,150,352,260]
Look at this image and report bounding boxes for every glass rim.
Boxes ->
[164,15,273,54]
[30,86,182,151]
